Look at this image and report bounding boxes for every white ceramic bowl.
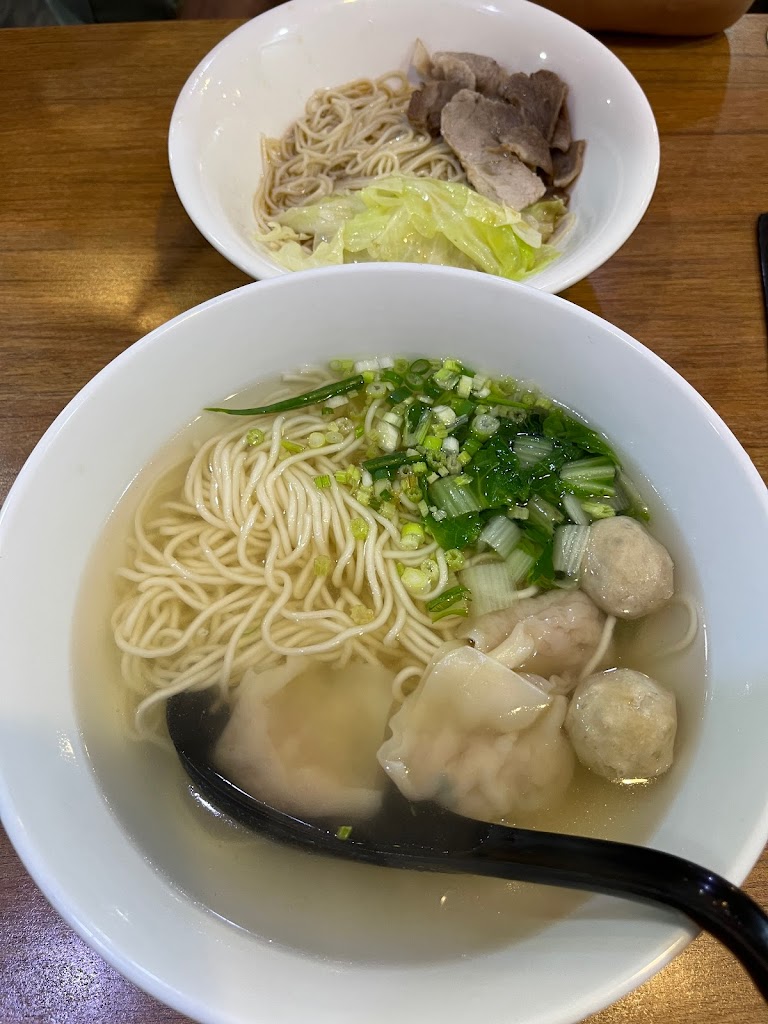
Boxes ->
[1,265,767,1024]
[168,0,659,293]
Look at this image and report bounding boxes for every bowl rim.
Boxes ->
[167,0,660,293]
[2,264,767,1024]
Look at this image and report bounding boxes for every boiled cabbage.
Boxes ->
[255,176,566,280]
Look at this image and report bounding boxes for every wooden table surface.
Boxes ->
[1,13,768,1024]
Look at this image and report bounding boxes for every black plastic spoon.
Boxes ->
[167,691,768,1000]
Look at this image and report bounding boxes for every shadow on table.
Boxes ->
[125,186,252,337]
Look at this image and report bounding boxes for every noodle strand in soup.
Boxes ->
[112,372,455,742]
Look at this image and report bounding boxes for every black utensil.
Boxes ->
[759,214,768,330]
[167,691,768,1000]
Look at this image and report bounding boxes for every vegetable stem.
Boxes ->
[206,374,365,417]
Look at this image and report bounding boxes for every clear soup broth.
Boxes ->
[74,370,706,965]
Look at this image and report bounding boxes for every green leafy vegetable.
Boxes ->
[424,512,483,550]
[542,409,616,458]
[426,585,472,621]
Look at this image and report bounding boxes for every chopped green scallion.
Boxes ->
[442,358,464,373]
[432,368,459,389]
[350,517,369,540]
[400,522,425,550]
[421,558,439,583]
[471,414,500,440]
[400,567,431,596]
[314,555,332,577]
[350,605,375,625]
[330,359,355,375]
[245,428,265,446]
[389,386,412,405]
[381,370,404,387]
[335,417,355,436]
[445,549,465,571]
[409,358,431,375]
[456,375,473,399]
[281,440,305,455]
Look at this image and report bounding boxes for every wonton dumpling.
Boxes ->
[377,646,574,823]
[580,517,674,619]
[462,590,608,689]
[215,659,394,820]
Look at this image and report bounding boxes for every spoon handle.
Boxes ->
[469,825,768,1000]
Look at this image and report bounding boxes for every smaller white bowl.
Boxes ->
[168,0,660,293]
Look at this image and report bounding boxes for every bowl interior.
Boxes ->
[1,265,767,1024]
[169,0,659,292]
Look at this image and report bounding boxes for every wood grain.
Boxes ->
[1,14,767,1024]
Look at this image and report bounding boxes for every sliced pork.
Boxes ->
[407,45,586,210]
[441,90,547,209]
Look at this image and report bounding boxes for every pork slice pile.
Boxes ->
[408,46,585,210]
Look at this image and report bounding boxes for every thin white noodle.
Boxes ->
[112,371,458,740]
[579,614,617,682]
[392,666,423,703]
[656,595,700,658]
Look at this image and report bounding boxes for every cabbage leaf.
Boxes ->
[255,176,566,280]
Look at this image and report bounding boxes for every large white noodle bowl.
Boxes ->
[0,264,767,1024]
